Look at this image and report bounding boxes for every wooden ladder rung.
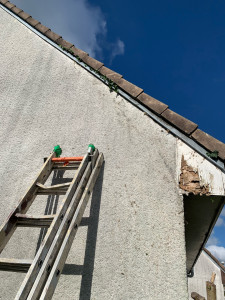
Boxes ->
[16,214,55,227]
[36,182,71,190]
[52,163,80,170]
[52,159,81,170]
[0,258,32,273]
[52,157,83,162]
[36,190,67,195]
[36,182,70,195]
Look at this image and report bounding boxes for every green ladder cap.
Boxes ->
[88,144,95,151]
[54,145,62,157]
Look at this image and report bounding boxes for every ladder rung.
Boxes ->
[52,157,83,162]
[36,182,69,194]
[52,165,80,170]
[36,182,70,190]
[36,190,67,195]
[0,258,32,273]
[52,161,81,170]
[16,214,55,227]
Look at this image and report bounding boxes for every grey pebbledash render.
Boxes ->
[0,1,225,299]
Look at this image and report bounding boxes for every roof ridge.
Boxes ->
[1,0,225,163]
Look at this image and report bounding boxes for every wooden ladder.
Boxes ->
[0,145,104,299]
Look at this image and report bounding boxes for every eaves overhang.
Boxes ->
[184,195,224,274]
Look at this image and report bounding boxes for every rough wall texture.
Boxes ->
[0,8,188,299]
[188,251,224,300]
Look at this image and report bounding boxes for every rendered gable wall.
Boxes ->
[188,251,224,299]
[0,8,189,299]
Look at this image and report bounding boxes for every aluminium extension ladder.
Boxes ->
[0,145,104,299]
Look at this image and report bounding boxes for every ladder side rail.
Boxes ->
[40,153,104,300]
[27,161,93,299]
[0,152,55,253]
[15,152,90,300]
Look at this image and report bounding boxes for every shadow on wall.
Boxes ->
[78,163,105,300]
[36,163,105,300]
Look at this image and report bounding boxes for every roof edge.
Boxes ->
[204,248,225,272]
[1,1,225,170]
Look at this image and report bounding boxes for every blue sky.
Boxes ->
[11,0,225,260]
[207,207,225,261]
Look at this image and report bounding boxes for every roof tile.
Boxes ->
[161,109,198,135]
[34,23,50,34]
[11,6,22,14]
[56,38,73,49]
[18,11,30,20]
[45,30,61,42]
[70,46,88,60]
[5,2,15,9]
[82,56,104,71]
[192,129,225,160]
[98,66,122,82]
[26,17,40,27]
[137,93,168,115]
[0,0,9,4]
[114,78,143,98]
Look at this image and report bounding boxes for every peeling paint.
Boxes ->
[179,156,210,195]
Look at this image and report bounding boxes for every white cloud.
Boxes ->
[215,217,224,227]
[207,245,225,262]
[220,207,225,217]
[206,230,219,246]
[206,235,219,246]
[109,39,125,64]
[12,0,124,61]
